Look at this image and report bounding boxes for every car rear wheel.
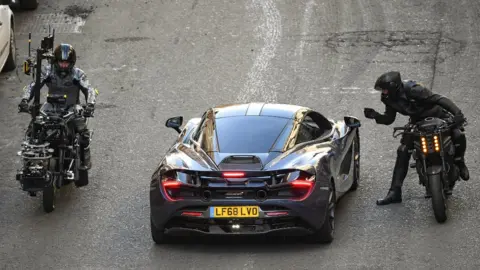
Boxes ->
[309,181,335,244]
[151,217,168,244]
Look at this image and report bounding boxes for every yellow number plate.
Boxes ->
[210,206,259,218]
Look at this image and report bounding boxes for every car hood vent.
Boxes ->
[217,155,263,171]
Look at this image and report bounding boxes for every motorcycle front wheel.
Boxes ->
[43,159,57,213]
[429,173,447,223]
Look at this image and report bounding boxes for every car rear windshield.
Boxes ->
[214,116,291,153]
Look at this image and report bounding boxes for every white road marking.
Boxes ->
[303,87,378,94]
[236,0,282,103]
[295,0,316,58]
[243,258,255,270]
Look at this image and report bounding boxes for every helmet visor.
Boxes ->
[374,86,389,95]
[58,61,70,69]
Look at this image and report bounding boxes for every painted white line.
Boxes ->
[305,87,379,94]
[236,0,282,103]
[316,91,377,94]
[295,0,316,57]
[243,258,255,270]
[0,140,14,150]
[80,66,138,74]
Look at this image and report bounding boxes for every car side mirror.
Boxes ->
[165,116,183,133]
[344,116,361,128]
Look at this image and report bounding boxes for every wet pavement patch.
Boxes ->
[16,5,95,34]
[63,5,95,20]
[285,30,466,65]
[16,14,86,34]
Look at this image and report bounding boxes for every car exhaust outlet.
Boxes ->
[256,190,267,201]
[202,190,212,201]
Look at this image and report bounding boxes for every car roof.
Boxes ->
[212,103,309,119]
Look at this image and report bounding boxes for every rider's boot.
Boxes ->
[80,148,92,170]
[377,187,402,205]
[377,149,408,205]
[456,158,469,181]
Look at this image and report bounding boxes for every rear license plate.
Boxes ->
[210,206,259,218]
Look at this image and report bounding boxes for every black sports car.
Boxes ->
[150,103,361,244]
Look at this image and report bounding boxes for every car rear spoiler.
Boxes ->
[167,168,309,178]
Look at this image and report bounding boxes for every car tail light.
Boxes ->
[265,211,289,217]
[163,181,182,188]
[181,211,203,217]
[161,177,184,201]
[288,172,315,201]
[222,171,245,178]
[290,179,314,188]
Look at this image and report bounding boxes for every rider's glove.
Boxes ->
[363,108,378,119]
[18,99,29,112]
[84,103,95,117]
[453,112,466,127]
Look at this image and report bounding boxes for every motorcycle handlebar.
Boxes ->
[19,104,93,118]
[392,121,461,138]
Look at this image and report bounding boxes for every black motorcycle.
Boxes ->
[16,96,93,213]
[393,117,465,223]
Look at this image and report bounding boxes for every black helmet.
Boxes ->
[52,43,76,76]
[374,71,402,97]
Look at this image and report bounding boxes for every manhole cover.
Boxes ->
[16,13,88,34]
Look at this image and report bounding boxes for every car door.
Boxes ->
[0,3,9,66]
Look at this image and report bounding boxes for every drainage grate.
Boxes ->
[16,13,88,34]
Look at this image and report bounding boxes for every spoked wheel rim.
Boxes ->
[328,186,336,232]
[353,137,360,180]
[10,30,15,61]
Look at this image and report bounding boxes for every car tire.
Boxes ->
[308,180,335,244]
[19,0,39,10]
[2,24,16,73]
[151,217,168,244]
[349,130,360,191]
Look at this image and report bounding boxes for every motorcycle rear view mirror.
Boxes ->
[165,116,183,133]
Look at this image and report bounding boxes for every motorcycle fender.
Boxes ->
[426,165,442,175]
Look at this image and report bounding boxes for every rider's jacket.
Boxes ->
[374,80,462,125]
[22,65,97,107]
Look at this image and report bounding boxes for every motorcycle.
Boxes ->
[16,95,93,213]
[392,116,465,223]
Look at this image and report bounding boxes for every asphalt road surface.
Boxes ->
[1,0,479,269]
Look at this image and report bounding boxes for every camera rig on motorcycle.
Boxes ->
[22,27,55,127]
[16,28,91,213]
